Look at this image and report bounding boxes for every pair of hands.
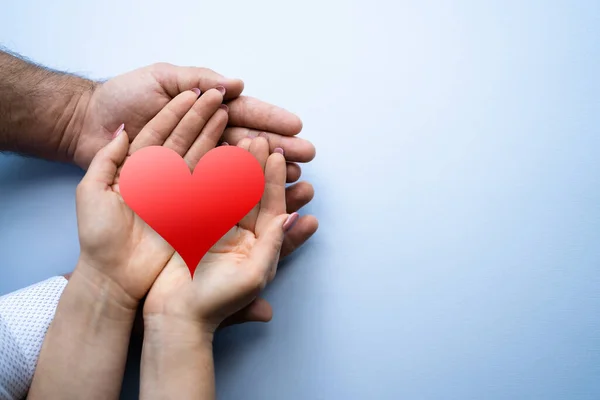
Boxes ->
[66,63,318,328]
[71,62,318,262]
[74,84,309,334]
[27,63,317,399]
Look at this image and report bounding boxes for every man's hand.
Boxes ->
[0,52,315,181]
[0,51,318,266]
[70,63,316,183]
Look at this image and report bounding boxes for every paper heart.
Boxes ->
[119,146,264,276]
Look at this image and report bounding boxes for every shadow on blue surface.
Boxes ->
[0,153,84,202]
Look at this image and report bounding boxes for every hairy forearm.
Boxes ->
[0,49,95,161]
[28,263,136,400]
[141,315,215,400]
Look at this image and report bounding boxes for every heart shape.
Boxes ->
[119,146,264,276]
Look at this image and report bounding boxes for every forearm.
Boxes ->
[141,315,215,400]
[28,264,136,400]
[0,49,95,161]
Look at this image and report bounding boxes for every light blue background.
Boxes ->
[1,1,599,399]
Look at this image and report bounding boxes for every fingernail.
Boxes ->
[219,104,229,112]
[216,86,226,95]
[221,142,229,146]
[248,131,258,138]
[274,147,284,155]
[191,88,201,97]
[283,212,299,232]
[259,132,269,139]
[112,123,125,139]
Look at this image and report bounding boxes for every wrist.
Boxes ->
[144,313,214,345]
[71,257,140,317]
[51,266,136,354]
[0,50,97,161]
[58,78,97,164]
[28,261,135,399]
[141,314,215,399]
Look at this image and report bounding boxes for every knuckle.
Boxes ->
[166,133,190,154]
[76,182,89,196]
[197,67,216,75]
[144,126,164,144]
[189,106,209,125]
[150,62,174,71]
[244,266,267,292]
[165,101,189,121]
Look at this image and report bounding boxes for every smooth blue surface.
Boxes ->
[1,1,600,399]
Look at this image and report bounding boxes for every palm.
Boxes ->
[81,85,251,307]
[143,226,256,305]
[144,138,288,326]
[78,162,174,301]
[205,226,257,262]
[74,66,174,168]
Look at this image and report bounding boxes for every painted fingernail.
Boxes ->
[248,131,258,138]
[274,147,284,155]
[112,123,125,139]
[191,88,201,97]
[219,104,229,112]
[283,213,300,232]
[259,132,269,139]
[221,142,229,146]
[216,86,226,95]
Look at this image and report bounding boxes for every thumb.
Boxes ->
[83,124,129,188]
[249,213,297,286]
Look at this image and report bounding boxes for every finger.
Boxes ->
[236,137,252,152]
[238,137,270,231]
[83,126,129,188]
[285,181,314,213]
[150,63,244,101]
[184,106,229,169]
[219,298,273,327]
[226,96,302,136]
[129,90,198,153]
[222,127,315,162]
[279,215,319,260]
[164,88,224,156]
[256,152,287,236]
[250,214,288,287]
[286,162,301,183]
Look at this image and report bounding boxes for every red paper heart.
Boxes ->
[119,146,264,276]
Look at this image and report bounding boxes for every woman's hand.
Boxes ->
[76,64,319,266]
[74,88,230,311]
[143,136,295,330]
[140,137,296,399]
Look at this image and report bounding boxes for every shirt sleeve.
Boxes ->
[0,276,68,400]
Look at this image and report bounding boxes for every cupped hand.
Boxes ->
[71,63,315,182]
[75,89,230,308]
[143,137,296,331]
